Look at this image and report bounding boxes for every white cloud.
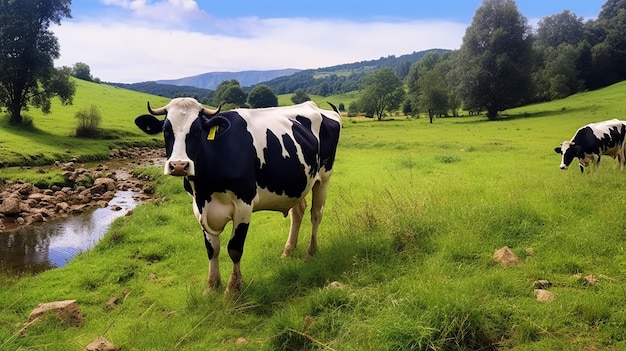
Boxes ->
[53,16,466,83]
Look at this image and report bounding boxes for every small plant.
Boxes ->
[75,104,102,137]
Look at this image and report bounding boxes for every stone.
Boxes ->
[86,336,120,351]
[533,280,552,289]
[493,246,519,266]
[534,289,555,302]
[28,300,83,327]
[0,195,21,215]
[584,274,598,285]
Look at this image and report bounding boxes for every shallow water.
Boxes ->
[0,190,139,273]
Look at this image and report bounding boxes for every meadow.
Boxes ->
[2,80,626,350]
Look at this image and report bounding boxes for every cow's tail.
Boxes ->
[327,102,340,114]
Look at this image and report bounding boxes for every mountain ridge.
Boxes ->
[107,49,448,98]
[156,68,302,90]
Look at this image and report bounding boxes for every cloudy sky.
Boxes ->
[52,0,606,83]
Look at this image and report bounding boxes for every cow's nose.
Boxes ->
[169,160,190,176]
[560,165,568,170]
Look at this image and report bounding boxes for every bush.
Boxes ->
[75,105,101,137]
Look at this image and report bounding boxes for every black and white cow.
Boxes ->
[554,119,626,173]
[134,98,341,293]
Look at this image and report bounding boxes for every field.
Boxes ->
[2,81,626,350]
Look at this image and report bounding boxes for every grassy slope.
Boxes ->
[2,82,626,350]
[0,79,172,167]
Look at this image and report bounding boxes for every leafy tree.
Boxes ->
[247,84,277,108]
[406,52,451,123]
[71,62,93,81]
[347,102,359,117]
[0,0,75,124]
[212,79,247,107]
[358,68,405,120]
[589,0,626,86]
[536,10,585,47]
[533,44,581,100]
[455,0,533,120]
[291,88,311,104]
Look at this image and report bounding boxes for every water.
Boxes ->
[0,190,140,273]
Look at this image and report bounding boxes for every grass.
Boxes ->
[3,81,626,349]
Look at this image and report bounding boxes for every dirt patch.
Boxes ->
[0,147,165,233]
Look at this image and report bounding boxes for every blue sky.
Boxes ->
[53,0,606,83]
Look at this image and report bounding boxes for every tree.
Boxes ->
[247,85,277,108]
[536,10,585,47]
[455,0,533,120]
[291,88,311,104]
[212,79,247,107]
[358,68,405,120]
[590,0,626,85]
[71,62,92,81]
[406,51,451,123]
[0,0,75,124]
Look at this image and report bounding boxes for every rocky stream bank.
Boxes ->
[0,147,164,233]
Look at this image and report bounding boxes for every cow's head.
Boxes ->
[554,141,583,171]
[135,97,221,176]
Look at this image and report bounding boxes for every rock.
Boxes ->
[56,202,70,213]
[61,162,75,172]
[493,246,519,266]
[235,337,248,346]
[15,183,35,196]
[0,195,21,216]
[86,336,120,351]
[27,213,46,224]
[90,178,115,196]
[584,274,598,285]
[27,300,83,327]
[106,296,120,309]
[329,281,344,289]
[533,280,552,289]
[534,289,555,302]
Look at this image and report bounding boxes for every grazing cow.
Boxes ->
[134,98,341,293]
[554,119,626,173]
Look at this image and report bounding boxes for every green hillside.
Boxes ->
[2,81,626,350]
[0,78,174,167]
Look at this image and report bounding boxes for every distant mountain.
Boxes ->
[156,69,302,90]
[107,49,449,98]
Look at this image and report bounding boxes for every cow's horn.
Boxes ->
[201,103,222,118]
[147,101,167,115]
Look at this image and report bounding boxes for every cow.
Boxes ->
[554,119,626,173]
[134,98,341,293]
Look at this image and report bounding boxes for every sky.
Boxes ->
[52,0,607,83]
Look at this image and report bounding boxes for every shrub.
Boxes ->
[75,105,101,137]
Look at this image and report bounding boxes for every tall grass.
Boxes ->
[2,82,626,350]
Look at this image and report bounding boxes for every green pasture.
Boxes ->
[2,82,626,350]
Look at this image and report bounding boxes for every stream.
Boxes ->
[0,189,140,274]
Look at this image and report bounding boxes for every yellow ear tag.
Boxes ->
[207,125,219,140]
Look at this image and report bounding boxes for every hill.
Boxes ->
[107,49,448,98]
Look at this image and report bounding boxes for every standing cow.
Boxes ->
[554,119,626,173]
[135,98,341,293]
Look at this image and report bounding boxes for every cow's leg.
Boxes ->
[281,198,306,258]
[308,177,331,256]
[203,230,221,292]
[226,214,251,294]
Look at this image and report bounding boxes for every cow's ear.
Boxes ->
[202,116,231,140]
[135,114,164,135]
[554,147,562,154]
